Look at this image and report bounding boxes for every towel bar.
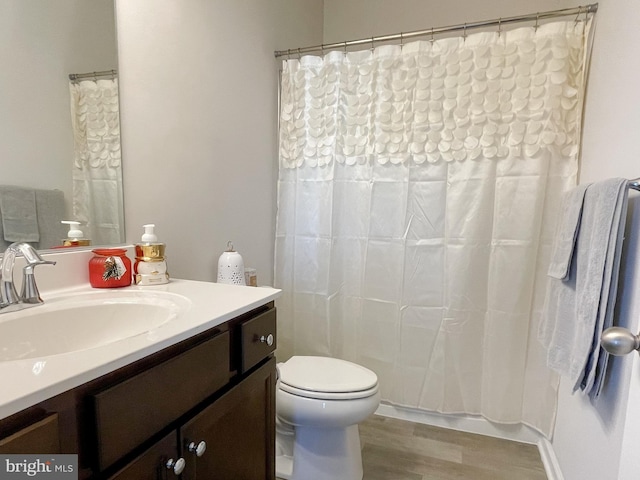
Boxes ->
[599,178,640,355]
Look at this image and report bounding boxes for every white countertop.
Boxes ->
[0,279,281,419]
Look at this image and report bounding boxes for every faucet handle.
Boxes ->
[21,246,47,265]
[26,259,56,268]
[21,260,56,305]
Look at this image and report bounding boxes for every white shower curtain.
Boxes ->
[275,20,590,436]
[69,78,124,245]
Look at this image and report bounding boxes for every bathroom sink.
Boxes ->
[0,290,190,362]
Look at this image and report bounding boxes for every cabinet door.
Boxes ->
[181,358,276,480]
[0,414,60,454]
[107,432,178,480]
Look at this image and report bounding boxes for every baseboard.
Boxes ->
[374,403,563,480]
[537,436,565,480]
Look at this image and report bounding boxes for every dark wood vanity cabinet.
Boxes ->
[0,302,277,480]
[107,358,276,480]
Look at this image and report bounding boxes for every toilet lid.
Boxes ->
[279,356,378,394]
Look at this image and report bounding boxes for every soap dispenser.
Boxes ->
[61,220,90,246]
[134,224,170,285]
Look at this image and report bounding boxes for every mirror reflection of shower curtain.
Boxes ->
[69,78,124,245]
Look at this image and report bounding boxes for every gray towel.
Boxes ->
[540,178,629,396]
[0,186,40,243]
[0,221,10,251]
[547,183,589,280]
[583,181,628,398]
[35,189,67,249]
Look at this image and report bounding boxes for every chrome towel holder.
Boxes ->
[600,178,640,356]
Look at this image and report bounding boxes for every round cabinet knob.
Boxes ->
[260,334,274,347]
[166,457,186,475]
[188,440,207,457]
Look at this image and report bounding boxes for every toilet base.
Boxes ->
[276,424,363,480]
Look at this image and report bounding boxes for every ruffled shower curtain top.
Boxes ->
[69,79,124,245]
[275,20,590,436]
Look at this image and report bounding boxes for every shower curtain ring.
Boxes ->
[535,13,540,31]
[297,47,301,59]
[574,6,582,26]
[498,18,502,37]
[431,27,435,43]
[343,41,348,54]
[463,23,467,41]
[371,36,375,52]
[400,32,404,48]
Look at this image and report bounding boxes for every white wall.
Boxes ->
[322,1,640,479]
[115,0,323,284]
[0,0,117,220]
[323,0,574,43]
[553,1,640,479]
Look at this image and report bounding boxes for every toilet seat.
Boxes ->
[279,382,378,400]
[278,356,378,400]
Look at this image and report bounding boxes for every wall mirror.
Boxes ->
[0,0,123,251]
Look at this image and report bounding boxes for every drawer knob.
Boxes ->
[166,457,186,475]
[188,440,207,457]
[260,334,274,347]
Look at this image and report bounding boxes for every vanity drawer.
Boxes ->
[91,331,230,472]
[0,413,60,454]
[241,308,276,372]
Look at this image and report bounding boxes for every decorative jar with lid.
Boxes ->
[89,248,132,288]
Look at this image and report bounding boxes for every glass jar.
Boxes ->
[89,248,132,288]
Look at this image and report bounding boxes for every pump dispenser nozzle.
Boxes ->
[61,220,90,246]
[62,220,84,239]
[141,224,158,243]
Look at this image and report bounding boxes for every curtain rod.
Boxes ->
[68,69,117,82]
[274,3,598,58]
[630,179,640,192]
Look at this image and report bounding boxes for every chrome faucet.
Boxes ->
[0,242,56,312]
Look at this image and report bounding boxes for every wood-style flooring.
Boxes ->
[360,415,548,480]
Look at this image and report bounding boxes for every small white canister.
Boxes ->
[217,241,246,285]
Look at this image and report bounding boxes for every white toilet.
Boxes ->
[275,356,380,480]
